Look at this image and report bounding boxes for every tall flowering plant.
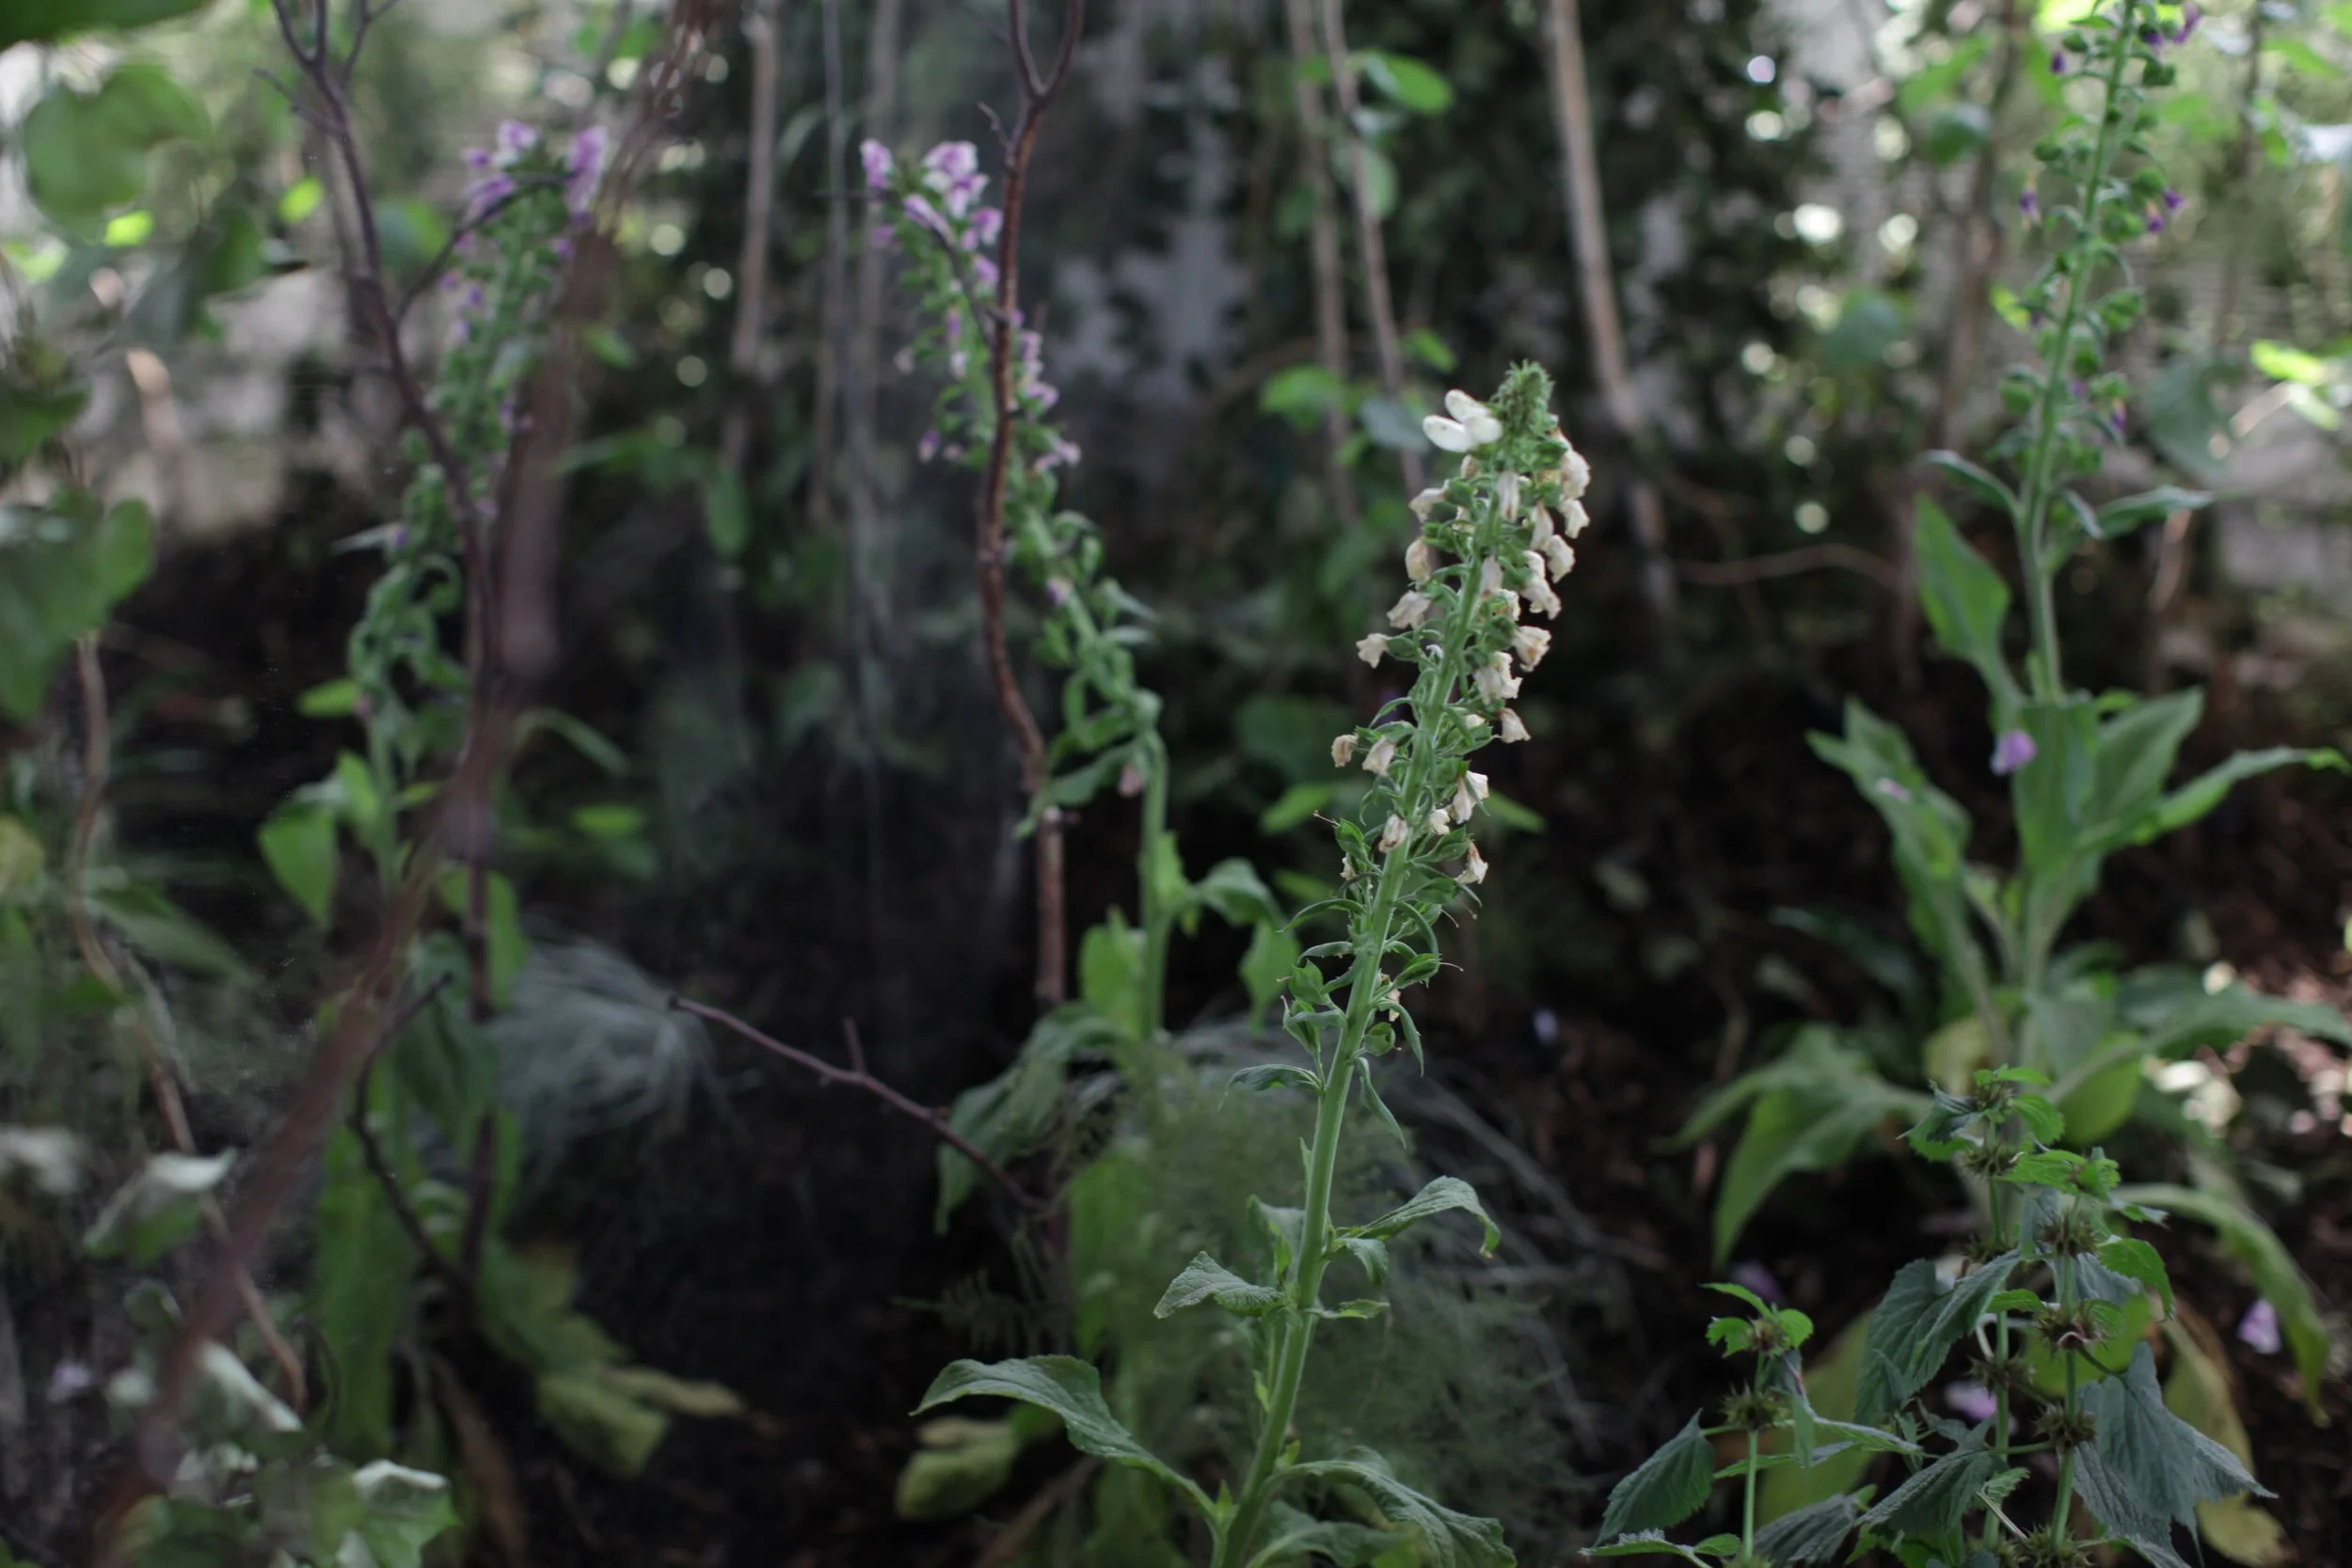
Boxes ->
[914,366,1579,1568]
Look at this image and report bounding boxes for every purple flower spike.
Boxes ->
[566,125,608,219]
[1992,730,2038,776]
[971,206,1004,248]
[494,119,539,168]
[1946,1382,1999,1423]
[1728,1261,1782,1304]
[2050,49,2069,74]
[2020,187,2040,220]
[2240,1299,2281,1354]
[860,137,894,190]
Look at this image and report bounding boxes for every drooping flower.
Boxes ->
[1558,444,1592,497]
[1457,842,1488,886]
[1529,502,1557,544]
[861,138,895,190]
[2239,1299,2280,1355]
[1377,815,1411,853]
[1388,591,1434,630]
[1405,538,1435,583]
[1474,653,1520,705]
[1497,709,1530,743]
[1498,471,1522,521]
[1512,626,1551,669]
[1426,807,1452,837]
[1452,770,1489,823]
[970,206,1005,249]
[1560,499,1591,537]
[1409,486,1446,521]
[494,119,539,167]
[2020,185,2040,222]
[1331,733,1358,768]
[1362,736,1398,775]
[1356,633,1391,668]
[1524,577,1563,619]
[1538,536,1577,580]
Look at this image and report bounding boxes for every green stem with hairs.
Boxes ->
[1138,733,1174,1039]
[2011,0,2142,701]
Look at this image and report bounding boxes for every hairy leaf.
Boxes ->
[2075,1344,2266,1568]
[1751,1492,1867,1566]
[1246,1503,1399,1567]
[1347,1175,1500,1254]
[1855,1255,2020,1424]
[1288,1449,1515,1568]
[1597,1415,1716,1540]
[1860,1424,1995,1536]
[1914,498,2014,700]
[1153,1252,1286,1319]
[916,1356,1212,1517]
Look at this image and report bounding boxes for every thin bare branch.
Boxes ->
[672,997,1037,1209]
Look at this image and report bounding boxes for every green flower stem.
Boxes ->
[2012,0,2142,700]
[1216,601,1469,1568]
[1139,733,1174,1039]
[2052,1251,2082,1533]
[1741,1428,1759,1558]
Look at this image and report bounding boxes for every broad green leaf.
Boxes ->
[1288,1450,1513,1568]
[893,1418,1025,1521]
[1761,1314,1873,1520]
[2086,689,2203,834]
[1153,1252,1286,1319]
[22,66,208,233]
[2103,747,2349,850]
[348,1461,460,1568]
[1241,922,1301,1017]
[2092,486,2210,540]
[1260,365,1349,425]
[1921,450,2019,516]
[1194,857,1282,927]
[310,1126,412,1457]
[2112,1183,2335,1416]
[1859,1424,1995,1536]
[1080,912,1149,1039]
[259,800,340,927]
[1246,1503,1399,1567]
[1230,1062,1321,1096]
[1816,289,1907,372]
[916,1356,1212,1517]
[87,883,252,980]
[0,499,153,719]
[2160,1323,2290,1568]
[534,1367,670,1476]
[1855,1255,2020,1424]
[1336,1235,1390,1290]
[0,0,214,50]
[1919,102,1992,165]
[1914,498,2014,700]
[2075,1344,2266,1568]
[1751,1493,1866,1565]
[2249,339,2327,386]
[1597,1414,1716,1540]
[1346,1175,1499,1255]
[1359,51,1454,114]
[2098,1237,2175,1318]
[1710,1054,1931,1261]
[2134,982,2352,1059]
[2011,696,2100,884]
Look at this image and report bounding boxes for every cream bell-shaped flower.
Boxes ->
[1561,499,1591,538]
[1559,444,1592,497]
[1478,556,1504,597]
[1409,487,1446,521]
[1498,708,1531,743]
[1513,626,1551,670]
[1405,538,1435,584]
[1539,535,1577,580]
[1473,653,1520,705]
[1356,632,1390,668]
[1377,814,1411,853]
[1498,471,1522,521]
[1525,577,1563,618]
[1388,590,1434,630]
[1331,733,1358,768]
[1426,807,1452,837]
[1457,842,1488,886]
[1362,736,1398,775]
[1451,770,1489,823]
[1529,503,1556,545]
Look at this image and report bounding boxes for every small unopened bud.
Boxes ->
[1377,815,1410,853]
[1363,736,1398,775]
[1331,733,1358,768]
[1405,538,1435,583]
[1498,709,1530,743]
[1388,590,1434,629]
[1357,632,1390,668]
[1457,842,1488,885]
[1513,626,1551,669]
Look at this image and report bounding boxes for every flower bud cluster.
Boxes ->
[1330,366,1584,903]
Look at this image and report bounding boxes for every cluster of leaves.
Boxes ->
[1599,1069,2263,1568]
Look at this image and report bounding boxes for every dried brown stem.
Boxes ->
[65,638,308,1411]
[1281,0,1359,528]
[976,0,1085,1006]
[1540,0,1678,655]
[671,997,1037,1209]
[1313,0,1422,498]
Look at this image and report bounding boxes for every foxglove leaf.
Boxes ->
[1347,1175,1500,1255]
[915,1356,1212,1516]
[1153,1253,1286,1320]
[1914,498,2015,700]
[1921,450,2020,515]
[1290,1449,1514,1568]
[1597,1414,1715,1540]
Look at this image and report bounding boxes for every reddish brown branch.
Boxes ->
[672,998,1037,1210]
[975,0,1086,1006]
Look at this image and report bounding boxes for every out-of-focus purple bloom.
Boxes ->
[1035,433,1081,475]
[1946,1382,2000,1423]
[917,430,942,462]
[2020,186,2040,220]
[869,223,898,251]
[942,171,988,218]
[2173,4,2202,42]
[2108,404,2128,435]
[495,119,539,168]
[971,255,1001,295]
[860,137,894,190]
[1044,577,1074,607]
[2146,207,2168,234]
[463,146,494,172]
[566,126,608,219]
[1992,729,2037,777]
[2163,188,2185,214]
[903,193,952,240]
[921,140,979,184]
[1031,382,1060,411]
[1874,777,1913,804]
[2239,1299,2281,1354]
[467,173,516,213]
[2050,49,2069,74]
[2140,25,2164,48]
[970,206,1004,249]
[1727,1261,1782,1304]
[944,306,963,345]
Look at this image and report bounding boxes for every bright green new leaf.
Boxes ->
[2249,339,2328,387]
[1348,1175,1500,1255]
[2097,1237,2174,1318]
[1359,51,1454,114]
[915,1355,1214,1519]
[258,800,340,927]
[23,66,209,233]
[1597,1414,1715,1541]
[1154,1252,1286,1319]
[893,1418,1025,1522]
[1287,1450,1513,1568]
[1260,365,1349,426]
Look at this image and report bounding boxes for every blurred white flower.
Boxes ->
[1331,733,1358,767]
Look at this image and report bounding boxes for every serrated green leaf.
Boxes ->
[1597,1415,1716,1540]
[1860,1423,1995,1536]
[2075,1344,2266,1568]
[1289,1449,1513,1568]
[1750,1492,1866,1565]
[2098,1237,2174,1318]
[1854,1254,2019,1424]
